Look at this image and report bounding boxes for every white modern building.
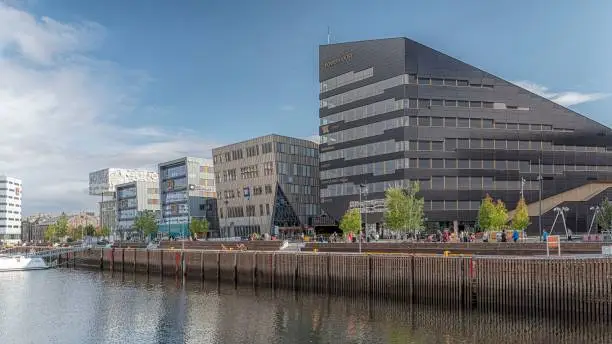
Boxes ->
[0,176,22,244]
[116,180,160,239]
[89,168,158,238]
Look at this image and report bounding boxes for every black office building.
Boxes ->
[319,37,612,235]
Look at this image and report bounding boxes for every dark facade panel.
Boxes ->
[319,37,612,235]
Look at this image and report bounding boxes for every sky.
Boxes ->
[1,0,611,215]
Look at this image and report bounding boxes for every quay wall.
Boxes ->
[62,248,612,321]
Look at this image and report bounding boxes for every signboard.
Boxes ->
[546,235,561,256]
[602,246,612,256]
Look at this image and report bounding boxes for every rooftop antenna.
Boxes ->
[327,26,331,44]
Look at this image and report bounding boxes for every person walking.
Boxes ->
[512,229,519,242]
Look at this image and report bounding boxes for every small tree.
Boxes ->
[339,208,361,237]
[491,199,509,231]
[383,182,425,236]
[70,225,84,240]
[597,197,612,230]
[384,187,408,233]
[511,196,530,231]
[134,210,158,240]
[477,194,495,231]
[84,224,96,236]
[44,224,57,243]
[55,214,69,239]
[97,225,111,239]
[189,218,209,240]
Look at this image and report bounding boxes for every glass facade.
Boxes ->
[319,37,612,234]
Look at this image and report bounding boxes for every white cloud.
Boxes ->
[512,80,609,107]
[305,134,320,144]
[0,3,222,214]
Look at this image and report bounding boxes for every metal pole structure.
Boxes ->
[358,186,362,253]
[587,206,599,235]
[224,200,229,238]
[520,177,525,199]
[538,157,543,241]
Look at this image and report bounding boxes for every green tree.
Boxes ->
[44,224,57,242]
[477,194,495,231]
[384,187,408,232]
[491,199,509,230]
[54,214,69,240]
[189,218,209,239]
[405,181,425,234]
[134,210,158,239]
[511,196,530,230]
[383,182,425,235]
[97,225,111,239]
[84,224,96,236]
[596,197,612,230]
[70,225,84,240]
[339,208,361,236]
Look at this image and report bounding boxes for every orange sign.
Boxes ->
[547,235,560,248]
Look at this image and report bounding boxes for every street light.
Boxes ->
[224,200,229,238]
[358,183,366,253]
[588,206,600,235]
[537,157,543,241]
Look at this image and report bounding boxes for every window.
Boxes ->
[458,139,469,149]
[446,200,457,210]
[470,160,482,169]
[266,203,270,215]
[519,124,530,131]
[458,100,469,108]
[507,123,518,130]
[445,159,457,168]
[470,101,482,108]
[457,80,469,87]
[432,141,444,151]
[432,159,444,168]
[418,141,430,151]
[483,102,494,109]
[419,99,430,107]
[418,77,430,85]
[444,79,456,86]
[444,117,456,127]
[459,177,470,189]
[446,177,457,189]
[253,186,263,195]
[431,99,443,107]
[418,159,430,169]
[418,117,431,126]
[263,161,274,176]
[483,139,494,149]
[483,160,494,169]
[495,122,505,129]
[409,99,418,108]
[482,119,493,129]
[431,78,444,86]
[262,142,273,154]
[458,160,469,169]
[408,74,417,83]
[265,184,273,194]
[445,100,457,107]
[471,118,482,128]
[458,118,470,128]
[260,204,264,216]
[431,117,443,127]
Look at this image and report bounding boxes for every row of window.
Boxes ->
[214,142,275,164]
[0,180,21,186]
[320,115,575,146]
[320,177,537,198]
[160,164,187,180]
[320,67,374,93]
[222,184,274,199]
[350,198,494,212]
[276,162,315,178]
[0,233,21,238]
[0,217,20,221]
[320,74,499,109]
[320,138,608,162]
[276,143,318,158]
[321,157,612,180]
[240,165,259,179]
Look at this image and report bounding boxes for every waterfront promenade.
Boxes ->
[30,242,611,323]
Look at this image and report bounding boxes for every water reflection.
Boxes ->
[0,270,610,344]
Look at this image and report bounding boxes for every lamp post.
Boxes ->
[224,200,229,238]
[358,183,366,253]
[538,157,543,241]
[588,206,600,236]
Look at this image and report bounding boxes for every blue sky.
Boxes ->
[1,0,611,212]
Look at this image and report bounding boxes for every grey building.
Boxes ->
[319,37,612,235]
[116,180,160,239]
[213,134,319,238]
[158,157,219,238]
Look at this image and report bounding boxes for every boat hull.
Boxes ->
[0,256,49,272]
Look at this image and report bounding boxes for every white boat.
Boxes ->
[0,255,49,272]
